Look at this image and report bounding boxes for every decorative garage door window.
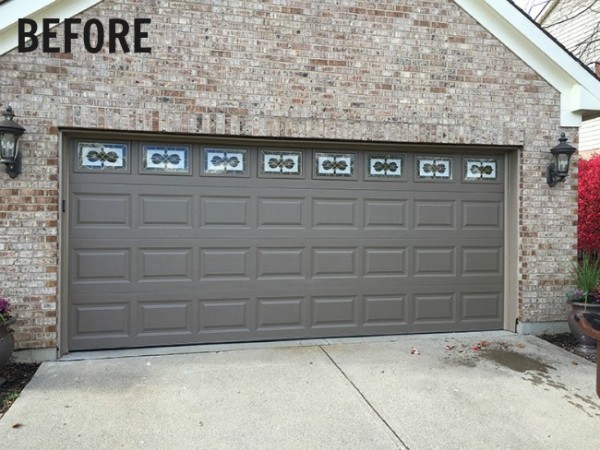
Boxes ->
[366,154,405,180]
[416,156,452,180]
[314,152,355,178]
[464,157,499,182]
[260,150,303,177]
[78,142,128,171]
[142,145,190,174]
[202,147,248,176]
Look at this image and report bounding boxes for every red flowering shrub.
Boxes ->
[578,154,600,255]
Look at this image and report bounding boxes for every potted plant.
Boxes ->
[0,297,15,370]
[566,253,600,355]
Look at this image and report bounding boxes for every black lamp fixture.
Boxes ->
[0,106,26,179]
[547,132,576,187]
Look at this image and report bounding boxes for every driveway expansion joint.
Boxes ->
[319,345,410,450]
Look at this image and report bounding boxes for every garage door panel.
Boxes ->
[200,196,252,227]
[198,298,252,331]
[140,195,193,228]
[73,193,132,228]
[462,200,504,230]
[364,247,407,278]
[257,197,305,228]
[364,199,408,229]
[68,144,505,350]
[139,248,193,281]
[363,295,407,326]
[257,247,305,279]
[199,247,252,280]
[413,200,456,229]
[413,292,456,324]
[71,248,132,284]
[312,295,359,328]
[312,198,358,229]
[256,296,307,330]
[461,246,503,276]
[460,291,503,323]
[311,247,358,279]
[137,301,194,336]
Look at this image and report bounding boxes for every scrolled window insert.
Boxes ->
[367,154,404,179]
[142,145,190,174]
[463,158,498,182]
[416,156,452,180]
[260,150,303,177]
[78,142,128,171]
[202,147,248,176]
[314,152,355,178]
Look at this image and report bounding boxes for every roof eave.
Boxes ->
[455,0,600,127]
[0,0,102,56]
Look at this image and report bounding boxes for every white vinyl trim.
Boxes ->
[455,0,600,126]
[0,0,102,56]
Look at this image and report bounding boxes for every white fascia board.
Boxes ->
[0,0,102,56]
[455,0,600,127]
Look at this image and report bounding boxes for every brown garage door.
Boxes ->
[67,138,504,351]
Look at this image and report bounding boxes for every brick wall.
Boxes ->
[0,0,578,350]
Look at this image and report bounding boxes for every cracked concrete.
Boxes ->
[0,331,598,449]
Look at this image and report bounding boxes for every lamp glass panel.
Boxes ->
[557,153,570,174]
[0,131,16,160]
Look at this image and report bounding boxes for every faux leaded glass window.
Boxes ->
[416,156,452,180]
[259,150,303,177]
[77,142,128,171]
[314,152,355,178]
[202,147,248,176]
[463,157,499,182]
[366,154,405,180]
[142,145,190,174]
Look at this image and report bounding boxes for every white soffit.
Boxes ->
[0,0,102,56]
[455,0,600,126]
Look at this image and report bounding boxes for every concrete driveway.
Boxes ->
[0,331,599,449]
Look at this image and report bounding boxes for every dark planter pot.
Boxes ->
[0,318,15,370]
[567,302,600,356]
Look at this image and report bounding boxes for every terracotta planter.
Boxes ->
[0,317,15,370]
[567,302,600,356]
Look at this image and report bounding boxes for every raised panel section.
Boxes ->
[414,248,456,276]
[257,297,304,329]
[462,201,503,229]
[312,199,357,228]
[140,196,192,227]
[364,200,406,229]
[312,296,357,327]
[364,248,406,278]
[414,294,455,323]
[257,248,304,279]
[75,304,130,334]
[461,292,502,321]
[139,302,192,333]
[201,197,250,227]
[139,249,192,281]
[258,198,303,227]
[74,249,131,283]
[76,194,130,226]
[414,200,455,229]
[200,248,250,279]
[364,296,406,325]
[312,248,357,278]
[199,299,250,330]
[462,247,502,276]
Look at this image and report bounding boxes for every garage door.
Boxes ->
[67,138,504,351]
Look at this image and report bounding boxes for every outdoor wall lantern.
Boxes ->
[547,133,576,187]
[0,106,26,179]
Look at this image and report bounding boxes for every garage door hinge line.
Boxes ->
[319,346,409,450]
